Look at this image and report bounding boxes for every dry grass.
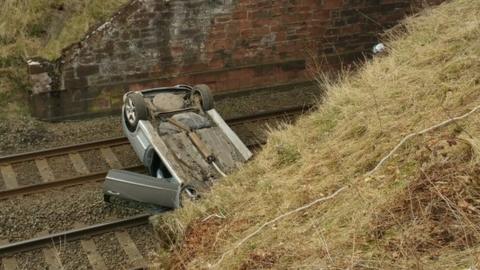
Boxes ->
[151,0,480,269]
[0,0,128,118]
[0,0,128,60]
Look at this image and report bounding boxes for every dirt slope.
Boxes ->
[153,0,480,269]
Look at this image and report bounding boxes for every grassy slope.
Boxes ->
[0,0,128,117]
[154,0,480,269]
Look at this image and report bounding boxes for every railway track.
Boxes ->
[0,105,309,165]
[0,214,150,256]
[0,105,313,269]
[0,215,154,270]
[0,105,312,199]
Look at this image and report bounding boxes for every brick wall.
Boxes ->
[29,0,445,120]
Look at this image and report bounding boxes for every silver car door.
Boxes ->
[104,169,181,209]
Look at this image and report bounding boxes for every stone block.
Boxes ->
[30,73,53,94]
[64,77,88,90]
[76,65,100,77]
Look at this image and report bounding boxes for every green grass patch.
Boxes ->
[0,0,128,119]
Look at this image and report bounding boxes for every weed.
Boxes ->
[0,0,128,118]
[152,0,480,269]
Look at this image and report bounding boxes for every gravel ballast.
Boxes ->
[0,183,142,242]
[128,226,158,262]
[92,232,130,269]
[216,82,319,119]
[58,241,93,270]
[0,116,123,156]
[110,145,141,168]
[15,250,48,270]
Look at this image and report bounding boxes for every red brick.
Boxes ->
[323,0,344,9]
[30,0,447,120]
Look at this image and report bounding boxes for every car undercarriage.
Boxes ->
[103,84,252,209]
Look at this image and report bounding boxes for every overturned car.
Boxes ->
[103,84,252,209]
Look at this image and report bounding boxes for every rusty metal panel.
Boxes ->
[162,132,216,186]
[207,109,253,161]
[196,127,244,173]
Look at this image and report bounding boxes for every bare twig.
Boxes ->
[202,213,226,222]
[367,104,480,175]
[441,104,474,138]
[368,88,384,130]
[318,229,334,265]
[350,216,357,268]
[211,187,348,268]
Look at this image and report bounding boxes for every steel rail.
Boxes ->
[0,105,313,166]
[0,214,150,256]
[0,142,263,199]
[0,165,144,200]
[0,136,129,166]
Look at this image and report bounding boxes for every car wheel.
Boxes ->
[124,92,148,132]
[103,194,111,203]
[193,84,214,111]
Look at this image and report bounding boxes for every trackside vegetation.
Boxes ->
[153,1,480,268]
[0,0,128,117]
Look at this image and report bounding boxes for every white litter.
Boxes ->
[373,43,386,54]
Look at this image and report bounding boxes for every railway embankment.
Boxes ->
[153,1,480,268]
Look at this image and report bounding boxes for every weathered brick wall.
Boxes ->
[29,0,445,120]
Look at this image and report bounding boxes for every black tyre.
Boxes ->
[124,92,148,132]
[193,84,214,111]
[103,194,111,203]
